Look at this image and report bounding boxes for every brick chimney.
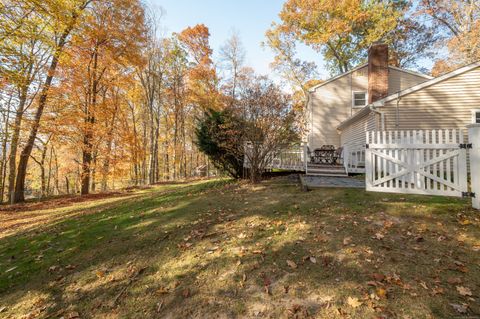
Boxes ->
[368,43,389,104]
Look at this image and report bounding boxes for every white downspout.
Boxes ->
[371,108,385,131]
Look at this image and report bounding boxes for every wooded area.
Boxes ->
[0,0,257,203]
[0,0,479,203]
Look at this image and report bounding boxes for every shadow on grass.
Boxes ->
[0,178,479,318]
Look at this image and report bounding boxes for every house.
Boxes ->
[305,43,480,175]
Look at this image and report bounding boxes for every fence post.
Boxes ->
[468,124,480,209]
[365,131,372,191]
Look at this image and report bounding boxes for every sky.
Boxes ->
[149,0,328,80]
[149,0,435,83]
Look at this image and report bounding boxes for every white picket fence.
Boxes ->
[365,129,468,197]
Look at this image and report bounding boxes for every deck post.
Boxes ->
[343,145,349,173]
[302,142,308,173]
[468,124,480,209]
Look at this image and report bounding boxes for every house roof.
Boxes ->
[308,64,432,93]
[336,61,480,131]
[388,65,434,80]
[369,61,480,107]
[308,64,367,92]
[337,105,375,130]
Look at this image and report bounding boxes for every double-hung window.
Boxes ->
[352,91,367,108]
[472,109,480,123]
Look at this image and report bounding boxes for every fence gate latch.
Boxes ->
[462,192,476,198]
[459,143,472,149]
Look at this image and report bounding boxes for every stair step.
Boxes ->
[306,172,348,177]
[307,169,346,174]
[306,163,348,177]
[307,164,344,169]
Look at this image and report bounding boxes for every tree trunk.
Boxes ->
[102,103,118,191]
[65,176,70,194]
[81,42,101,195]
[0,94,12,203]
[46,146,53,196]
[8,88,28,203]
[13,5,86,203]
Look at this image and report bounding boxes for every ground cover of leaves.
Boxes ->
[0,177,479,318]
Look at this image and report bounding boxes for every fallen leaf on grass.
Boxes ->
[456,286,472,296]
[286,260,297,269]
[371,273,385,282]
[343,237,352,245]
[447,277,462,285]
[302,256,316,264]
[157,286,170,294]
[420,281,429,290]
[48,265,60,272]
[450,303,468,314]
[373,233,384,240]
[156,301,164,313]
[237,232,247,239]
[376,288,387,299]
[287,304,308,317]
[347,297,362,308]
[431,287,444,295]
[67,311,80,319]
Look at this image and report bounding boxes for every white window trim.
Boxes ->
[352,91,368,108]
[471,109,480,124]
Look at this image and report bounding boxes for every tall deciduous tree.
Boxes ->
[67,0,146,195]
[419,0,480,75]
[219,30,246,105]
[273,0,435,75]
[13,0,93,203]
[238,75,299,183]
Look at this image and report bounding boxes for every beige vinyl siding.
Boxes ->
[381,66,480,131]
[388,68,430,94]
[340,112,377,148]
[307,65,430,149]
[308,66,368,149]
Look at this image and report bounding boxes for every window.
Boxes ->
[472,109,480,124]
[353,91,367,108]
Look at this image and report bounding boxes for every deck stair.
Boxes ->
[306,164,348,177]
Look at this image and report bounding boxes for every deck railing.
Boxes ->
[244,143,307,171]
[343,144,366,173]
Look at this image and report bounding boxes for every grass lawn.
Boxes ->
[0,177,479,318]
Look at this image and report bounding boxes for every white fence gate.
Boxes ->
[365,129,469,197]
